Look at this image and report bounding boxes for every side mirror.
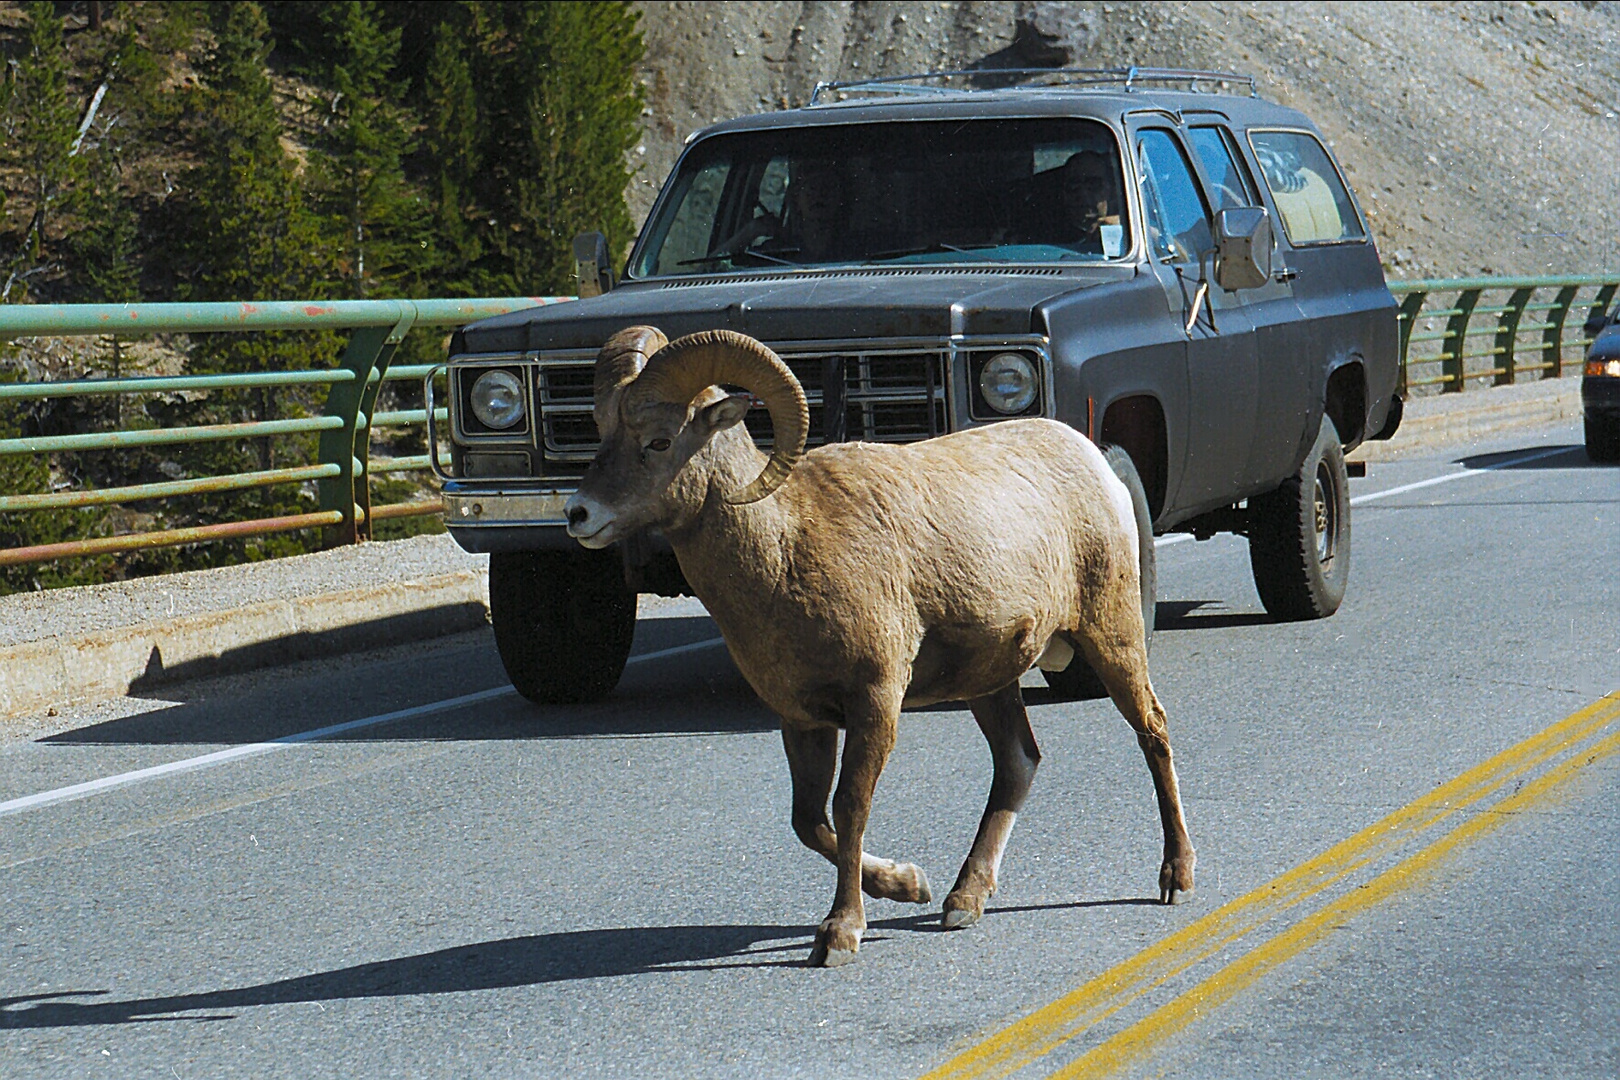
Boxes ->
[573,231,615,298]
[1212,206,1273,291]
[1583,307,1613,339]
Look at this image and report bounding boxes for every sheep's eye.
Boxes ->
[646,438,671,452]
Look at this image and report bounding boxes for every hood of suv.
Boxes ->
[456,267,1127,353]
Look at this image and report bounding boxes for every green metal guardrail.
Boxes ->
[0,298,569,568]
[1388,274,1619,395]
[1,274,1616,571]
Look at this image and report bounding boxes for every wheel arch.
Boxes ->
[1324,357,1368,447]
[1098,393,1170,526]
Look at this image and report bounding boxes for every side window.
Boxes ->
[1247,130,1365,245]
[1187,126,1257,211]
[1136,129,1213,264]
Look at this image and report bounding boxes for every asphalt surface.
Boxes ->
[1,409,1615,1079]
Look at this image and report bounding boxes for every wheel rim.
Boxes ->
[1313,463,1336,564]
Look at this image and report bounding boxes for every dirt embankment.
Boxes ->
[629,1,1620,279]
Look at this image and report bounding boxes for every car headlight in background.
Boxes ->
[1585,358,1620,378]
[978,352,1039,415]
[469,369,526,430]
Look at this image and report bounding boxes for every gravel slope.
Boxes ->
[629,0,1620,279]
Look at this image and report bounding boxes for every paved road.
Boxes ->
[1,418,1614,1079]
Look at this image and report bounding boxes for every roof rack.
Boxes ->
[808,67,1258,106]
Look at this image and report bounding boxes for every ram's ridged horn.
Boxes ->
[630,329,809,505]
[593,325,669,425]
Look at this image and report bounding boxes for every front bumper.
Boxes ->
[1582,375,1620,419]
[443,486,580,552]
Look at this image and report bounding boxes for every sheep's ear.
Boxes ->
[695,393,753,437]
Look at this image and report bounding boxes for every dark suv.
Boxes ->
[433,68,1402,703]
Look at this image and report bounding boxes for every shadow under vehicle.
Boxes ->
[430,68,1401,704]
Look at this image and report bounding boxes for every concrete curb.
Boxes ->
[0,569,488,720]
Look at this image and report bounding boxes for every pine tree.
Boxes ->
[422,12,483,291]
[2,1,84,302]
[163,2,331,563]
[176,2,323,305]
[305,1,421,299]
[470,1,644,295]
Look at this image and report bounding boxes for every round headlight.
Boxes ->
[470,370,526,430]
[978,352,1039,415]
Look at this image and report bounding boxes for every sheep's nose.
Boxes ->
[567,504,589,529]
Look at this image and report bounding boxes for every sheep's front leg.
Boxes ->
[781,723,932,906]
[943,681,1042,929]
[809,698,902,967]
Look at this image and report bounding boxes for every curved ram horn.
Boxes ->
[593,326,669,424]
[630,329,809,505]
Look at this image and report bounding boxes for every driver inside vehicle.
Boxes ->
[714,157,846,263]
[1057,150,1125,255]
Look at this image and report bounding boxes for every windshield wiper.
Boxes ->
[676,254,736,268]
[677,247,804,270]
[864,242,1001,263]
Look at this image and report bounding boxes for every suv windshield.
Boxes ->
[632,118,1130,277]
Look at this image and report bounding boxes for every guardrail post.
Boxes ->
[1586,283,1618,349]
[1441,288,1481,392]
[1542,285,1579,379]
[1396,290,1427,396]
[317,324,392,547]
[352,306,418,542]
[1494,287,1533,386]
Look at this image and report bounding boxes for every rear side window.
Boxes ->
[1247,130,1365,245]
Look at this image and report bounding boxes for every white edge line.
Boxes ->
[1347,444,1571,505]
[1153,443,1572,549]
[0,638,727,819]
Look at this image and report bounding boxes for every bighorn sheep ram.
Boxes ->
[565,326,1195,967]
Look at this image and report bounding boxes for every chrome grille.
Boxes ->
[533,342,950,468]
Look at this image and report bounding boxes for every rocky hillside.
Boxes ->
[628,1,1620,279]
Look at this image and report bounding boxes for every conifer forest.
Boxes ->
[0,2,645,591]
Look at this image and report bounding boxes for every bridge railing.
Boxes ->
[0,298,569,568]
[1388,274,1619,395]
[3,274,1618,572]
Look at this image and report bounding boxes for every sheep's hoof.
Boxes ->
[864,860,932,904]
[811,943,860,967]
[907,864,934,905]
[941,891,984,930]
[1159,851,1196,905]
[809,918,862,967]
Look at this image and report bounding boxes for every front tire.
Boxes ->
[1248,414,1351,620]
[1045,444,1156,700]
[489,548,636,704]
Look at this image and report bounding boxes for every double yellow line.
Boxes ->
[920,691,1620,1080]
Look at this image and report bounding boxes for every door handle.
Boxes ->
[1273,266,1299,283]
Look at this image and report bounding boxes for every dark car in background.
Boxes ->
[1583,304,1620,462]
[431,68,1402,703]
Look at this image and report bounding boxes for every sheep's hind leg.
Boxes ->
[1078,632,1196,904]
[781,723,932,908]
[943,681,1042,930]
